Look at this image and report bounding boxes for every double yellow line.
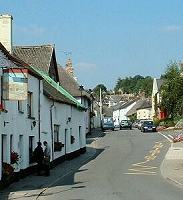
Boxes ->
[124,141,163,175]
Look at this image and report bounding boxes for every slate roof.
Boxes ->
[106,95,123,102]
[13,45,54,74]
[58,65,90,99]
[126,99,151,116]
[112,100,136,111]
[43,80,75,105]
[10,44,85,109]
[29,66,85,110]
[0,42,42,79]
[103,105,113,117]
[137,100,152,110]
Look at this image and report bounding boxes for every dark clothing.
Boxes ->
[33,145,44,175]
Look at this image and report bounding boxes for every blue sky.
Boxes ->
[1,0,183,90]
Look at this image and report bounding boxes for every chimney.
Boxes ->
[65,58,74,76]
[0,14,13,53]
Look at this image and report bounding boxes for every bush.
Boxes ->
[153,117,161,126]
[159,118,175,128]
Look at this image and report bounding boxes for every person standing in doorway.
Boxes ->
[43,141,51,176]
[33,142,44,176]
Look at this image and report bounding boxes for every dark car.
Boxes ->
[141,120,156,132]
[101,117,114,131]
[120,120,132,130]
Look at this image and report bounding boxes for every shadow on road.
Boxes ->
[0,144,104,200]
[87,128,106,139]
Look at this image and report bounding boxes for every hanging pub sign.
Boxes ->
[3,68,28,100]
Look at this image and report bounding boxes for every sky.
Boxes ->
[1,0,183,90]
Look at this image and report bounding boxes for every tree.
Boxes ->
[93,84,107,99]
[114,75,153,97]
[160,61,183,118]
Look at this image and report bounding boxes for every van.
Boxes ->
[101,117,114,131]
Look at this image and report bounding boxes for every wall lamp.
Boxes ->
[31,120,37,130]
[66,117,71,124]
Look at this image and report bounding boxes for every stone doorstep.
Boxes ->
[7,189,45,200]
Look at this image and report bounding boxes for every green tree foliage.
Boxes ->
[93,84,107,98]
[114,75,153,97]
[160,62,183,118]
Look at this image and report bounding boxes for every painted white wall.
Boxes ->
[113,102,136,125]
[113,110,120,127]
[40,92,86,161]
[0,72,41,180]
[137,108,152,120]
[93,114,101,128]
[151,78,161,118]
[76,96,90,134]
[0,50,86,181]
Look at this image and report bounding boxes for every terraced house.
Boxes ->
[0,14,90,186]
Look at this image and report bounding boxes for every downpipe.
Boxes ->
[50,101,54,161]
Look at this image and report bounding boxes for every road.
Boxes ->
[37,129,183,200]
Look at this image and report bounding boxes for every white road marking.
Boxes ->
[159,132,173,142]
[128,168,156,174]
[124,172,156,175]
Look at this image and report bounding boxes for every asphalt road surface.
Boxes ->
[38,129,183,200]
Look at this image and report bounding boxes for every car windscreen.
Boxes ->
[103,118,113,124]
[144,121,153,125]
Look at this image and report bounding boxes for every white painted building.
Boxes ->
[0,43,86,183]
[151,78,163,118]
[0,14,87,184]
[126,99,152,120]
[137,107,152,120]
[113,101,136,126]
[57,66,92,135]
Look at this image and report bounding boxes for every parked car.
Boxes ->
[137,120,145,130]
[101,117,115,131]
[132,121,139,128]
[141,120,156,132]
[120,120,132,130]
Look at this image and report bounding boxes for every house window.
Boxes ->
[18,100,24,113]
[27,92,33,118]
[29,136,34,163]
[2,134,7,163]
[54,125,64,151]
[54,125,59,142]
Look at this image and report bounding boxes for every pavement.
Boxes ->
[0,129,102,200]
[160,129,183,188]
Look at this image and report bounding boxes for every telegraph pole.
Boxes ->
[99,87,102,120]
